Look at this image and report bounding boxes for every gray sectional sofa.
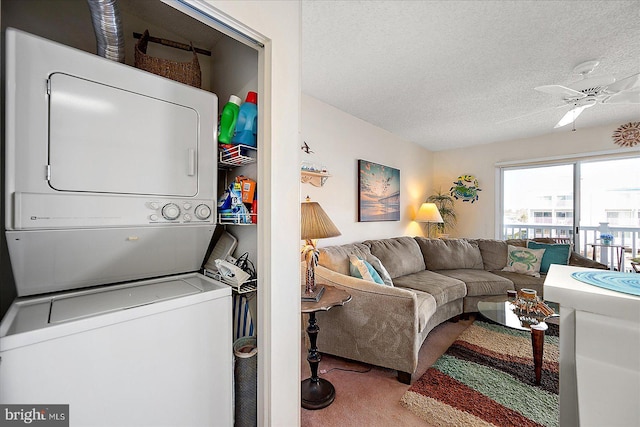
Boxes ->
[312,236,605,384]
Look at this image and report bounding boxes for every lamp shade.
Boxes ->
[415,202,444,223]
[301,197,341,240]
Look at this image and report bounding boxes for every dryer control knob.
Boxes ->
[183,203,192,210]
[194,204,212,220]
[162,203,180,220]
[150,214,159,221]
[149,202,159,210]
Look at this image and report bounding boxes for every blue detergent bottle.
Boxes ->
[232,91,258,147]
[218,95,241,144]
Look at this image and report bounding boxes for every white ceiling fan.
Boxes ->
[535,60,640,129]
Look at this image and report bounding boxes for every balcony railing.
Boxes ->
[503,222,640,272]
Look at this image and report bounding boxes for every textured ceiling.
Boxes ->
[302,0,640,151]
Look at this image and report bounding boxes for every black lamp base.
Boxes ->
[301,377,335,409]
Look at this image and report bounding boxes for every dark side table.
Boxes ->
[301,284,351,410]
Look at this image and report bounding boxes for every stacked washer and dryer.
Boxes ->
[1,29,233,426]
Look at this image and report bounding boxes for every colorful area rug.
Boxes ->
[401,320,559,427]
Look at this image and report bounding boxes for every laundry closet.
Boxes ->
[0,0,260,425]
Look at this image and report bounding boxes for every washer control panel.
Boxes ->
[147,200,214,224]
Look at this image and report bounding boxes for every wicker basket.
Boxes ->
[134,30,201,88]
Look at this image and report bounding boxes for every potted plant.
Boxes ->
[600,233,614,246]
[426,189,457,237]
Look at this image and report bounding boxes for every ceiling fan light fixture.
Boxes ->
[573,60,600,76]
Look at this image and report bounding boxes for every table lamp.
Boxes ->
[416,202,444,238]
[301,196,341,301]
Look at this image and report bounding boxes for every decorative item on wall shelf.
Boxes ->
[612,122,640,148]
[301,162,330,187]
[358,160,400,222]
[450,175,482,203]
[426,189,457,237]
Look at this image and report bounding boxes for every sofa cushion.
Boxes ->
[505,239,528,247]
[502,245,545,277]
[568,251,608,270]
[489,270,545,296]
[471,239,508,271]
[318,243,376,276]
[415,238,484,270]
[393,270,467,306]
[527,241,571,273]
[349,255,385,285]
[435,269,514,296]
[364,237,426,279]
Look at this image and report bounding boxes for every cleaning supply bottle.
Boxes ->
[232,91,258,147]
[251,194,257,224]
[218,95,242,144]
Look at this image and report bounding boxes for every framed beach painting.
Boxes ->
[358,160,400,222]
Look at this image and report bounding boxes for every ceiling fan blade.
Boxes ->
[495,103,567,124]
[535,84,585,98]
[603,89,640,104]
[554,105,589,128]
[607,72,640,93]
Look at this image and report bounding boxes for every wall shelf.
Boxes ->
[301,170,331,187]
[218,213,256,225]
[219,144,257,170]
[204,270,257,294]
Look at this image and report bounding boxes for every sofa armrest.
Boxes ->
[313,264,415,299]
[309,264,422,374]
[569,251,608,270]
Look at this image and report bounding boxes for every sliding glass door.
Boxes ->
[502,164,575,240]
[578,157,640,269]
[501,156,640,271]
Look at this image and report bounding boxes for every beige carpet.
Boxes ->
[300,317,475,427]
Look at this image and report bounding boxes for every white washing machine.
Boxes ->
[0,274,232,426]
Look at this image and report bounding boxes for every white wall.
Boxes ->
[211,35,259,109]
[432,123,640,239]
[302,94,434,246]
[205,2,301,426]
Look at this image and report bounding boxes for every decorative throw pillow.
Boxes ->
[366,254,394,287]
[502,245,546,277]
[349,255,385,285]
[527,241,572,274]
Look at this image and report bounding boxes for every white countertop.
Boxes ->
[544,264,640,322]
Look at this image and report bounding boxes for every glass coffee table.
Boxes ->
[477,299,558,385]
